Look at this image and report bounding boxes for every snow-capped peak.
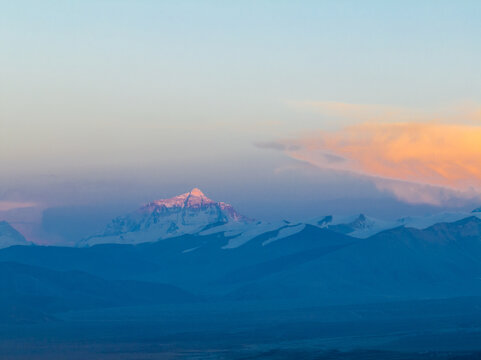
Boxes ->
[83,189,252,246]
[146,188,214,209]
[190,188,205,197]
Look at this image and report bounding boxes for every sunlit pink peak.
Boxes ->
[189,188,205,197]
[136,188,252,222]
[145,188,215,209]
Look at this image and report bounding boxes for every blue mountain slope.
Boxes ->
[0,226,356,287]
[0,261,197,324]
[0,221,30,249]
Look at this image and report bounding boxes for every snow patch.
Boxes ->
[262,224,305,246]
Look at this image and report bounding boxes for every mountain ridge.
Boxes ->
[0,221,30,249]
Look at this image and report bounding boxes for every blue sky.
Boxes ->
[1,1,481,240]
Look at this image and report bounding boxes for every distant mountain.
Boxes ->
[305,214,395,238]
[0,221,30,249]
[305,210,481,239]
[83,188,254,246]
[395,211,481,230]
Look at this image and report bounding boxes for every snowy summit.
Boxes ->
[83,188,251,246]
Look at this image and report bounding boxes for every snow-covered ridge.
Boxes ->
[305,214,393,239]
[305,210,481,239]
[396,211,481,230]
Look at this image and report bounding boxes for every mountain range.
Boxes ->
[81,188,481,248]
[1,188,481,323]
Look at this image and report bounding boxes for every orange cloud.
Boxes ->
[283,122,481,204]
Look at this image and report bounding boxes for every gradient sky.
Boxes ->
[1,1,481,243]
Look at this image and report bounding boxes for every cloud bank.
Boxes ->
[268,102,481,205]
[281,122,481,205]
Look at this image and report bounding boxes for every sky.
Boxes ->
[1,1,481,243]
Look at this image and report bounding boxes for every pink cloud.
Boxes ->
[0,201,38,212]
